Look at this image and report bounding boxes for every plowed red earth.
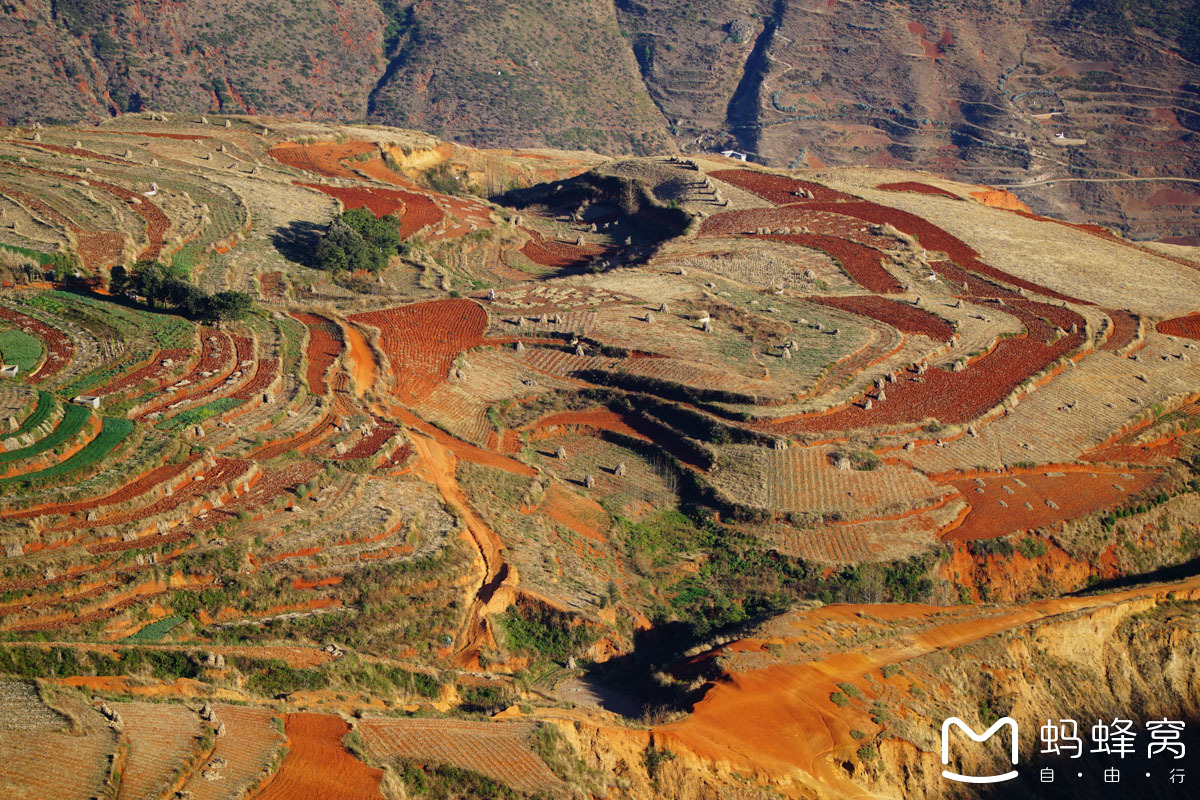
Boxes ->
[57,458,251,533]
[298,183,442,238]
[795,200,1085,304]
[74,230,125,270]
[877,181,959,199]
[941,469,1160,541]
[2,457,198,520]
[231,358,279,401]
[290,312,342,396]
[95,347,192,395]
[1102,309,1139,350]
[336,419,398,461]
[519,228,606,269]
[699,210,903,293]
[809,295,954,340]
[710,168,856,203]
[1156,314,1200,339]
[350,299,488,403]
[757,298,1084,432]
[252,713,383,800]
[268,141,377,180]
[765,233,903,293]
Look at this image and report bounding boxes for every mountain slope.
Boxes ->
[0,0,1198,238]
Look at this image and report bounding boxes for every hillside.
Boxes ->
[0,115,1199,798]
[2,0,1198,240]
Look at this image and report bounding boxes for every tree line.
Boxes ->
[109,260,253,322]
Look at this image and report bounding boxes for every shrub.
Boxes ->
[499,603,596,661]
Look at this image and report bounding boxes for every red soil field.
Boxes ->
[709,168,856,204]
[258,271,285,301]
[251,414,336,461]
[95,347,192,395]
[336,419,398,461]
[763,233,903,293]
[351,299,488,404]
[290,312,343,396]
[22,142,123,164]
[298,182,442,238]
[809,295,955,340]
[231,357,279,401]
[136,328,234,419]
[179,704,284,800]
[113,702,203,800]
[0,306,73,382]
[1102,309,1139,351]
[877,181,959,199]
[969,188,1031,212]
[74,230,125,269]
[3,455,199,521]
[535,482,610,542]
[1143,188,1200,207]
[2,175,125,269]
[757,298,1084,432]
[292,575,344,590]
[1156,314,1200,340]
[519,228,607,269]
[797,200,1086,303]
[941,468,1159,541]
[15,164,168,260]
[253,713,383,800]
[0,184,73,228]
[268,141,378,180]
[1082,438,1183,465]
[58,458,253,533]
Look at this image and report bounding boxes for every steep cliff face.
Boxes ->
[566,578,1200,799]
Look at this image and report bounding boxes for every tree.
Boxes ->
[313,208,406,273]
[208,291,253,322]
[111,260,254,322]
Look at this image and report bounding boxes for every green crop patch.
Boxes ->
[0,328,44,374]
[0,402,89,465]
[155,397,244,430]
[7,390,54,438]
[0,416,132,485]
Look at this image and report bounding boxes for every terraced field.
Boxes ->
[0,119,1198,800]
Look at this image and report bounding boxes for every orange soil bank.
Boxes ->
[252,713,384,800]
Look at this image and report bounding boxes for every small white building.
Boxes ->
[0,365,18,378]
[720,149,748,161]
[73,395,101,409]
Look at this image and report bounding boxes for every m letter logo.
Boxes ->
[941,717,1020,784]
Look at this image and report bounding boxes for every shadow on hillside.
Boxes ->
[272,220,324,267]
[1071,554,1200,596]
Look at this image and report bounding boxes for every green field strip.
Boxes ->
[7,391,54,438]
[0,402,90,464]
[121,615,186,643]
[155,397,244,431]
[0,416,132,485]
